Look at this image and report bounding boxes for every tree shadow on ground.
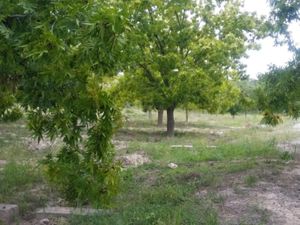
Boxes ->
[115,127,220,142]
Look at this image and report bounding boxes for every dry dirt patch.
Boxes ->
[23,138,59,151]
[216,164,300,225]
[112,140,128,151]
[117,152,150,167]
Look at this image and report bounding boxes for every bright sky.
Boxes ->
[242,0,300,79]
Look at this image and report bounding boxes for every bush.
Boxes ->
[0,104,23,122]
[280,151,294,161]
[42,145,121,207]
[260,111,282,126]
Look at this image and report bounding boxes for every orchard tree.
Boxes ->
[114,70,166,126]
[257,62,300,125]
[1,0,129,206]
[123,0,266,136]
[257,0,300,125]
[228,79,257,118]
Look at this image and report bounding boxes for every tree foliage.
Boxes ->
[269,0,300,48]
[228,79,257,117]
[1,0,129,206]
[257,0,300,125]
[257,60,300,125]
[120,0,266,135]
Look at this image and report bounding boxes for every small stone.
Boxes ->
[40,218,50,225]
[168,163,178,169]
[206,145,217,149]
[171,145,193,149]
[216,131,224,136]
[171,145,183,148]
[0,160,7,167]
[36,207,108,217]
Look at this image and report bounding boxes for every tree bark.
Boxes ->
[148,110,152,121]
[185,108,189,123]
[157,109,164,127]
[167,107,175,136]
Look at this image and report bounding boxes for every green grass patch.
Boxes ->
[0,110,295,223]
[0,162,47,215]
[0,162,40,196]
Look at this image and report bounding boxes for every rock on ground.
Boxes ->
[168,163,178,169]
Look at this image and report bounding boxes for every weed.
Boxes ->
[280,151,294,161]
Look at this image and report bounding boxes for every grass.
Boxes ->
[0,162,47,215]
[0,108,298,224]
[244,175,258,187]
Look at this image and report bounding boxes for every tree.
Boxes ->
[257,61,300,125]
[228,79,257,118]
[1,0,128,206]
[257,0,300,125]
[269,0,300,49]
[122,0,265,136]
[114,70,165,126]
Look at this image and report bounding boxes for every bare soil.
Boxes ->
[216,124,300,225]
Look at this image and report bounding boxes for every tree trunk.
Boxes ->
[157,109,163,127]
[148,110,152,121]
[167,107,175,136]
[185,108,189,123]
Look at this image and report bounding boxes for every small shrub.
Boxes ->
[42,146,121,207]
[260,111,282,126]
[0,104,23,122]
[280,151,294,161]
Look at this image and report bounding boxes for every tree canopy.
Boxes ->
[257,58,300,125]
[269,0,300,49]
[120,0,266,135]
[1,0,129,205]
[257,0,300,125]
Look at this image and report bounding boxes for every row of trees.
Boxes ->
[1,0,299,205]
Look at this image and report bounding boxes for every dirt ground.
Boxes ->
[4,115,300,225]
[216,124,300,225]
